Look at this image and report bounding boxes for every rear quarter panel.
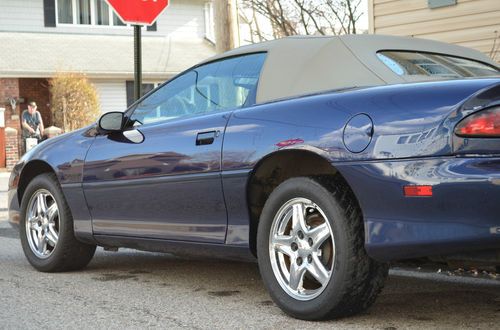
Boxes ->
[222,78,500,259]
[224,79,500,166]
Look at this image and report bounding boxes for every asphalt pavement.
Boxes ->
[0,173,498,329]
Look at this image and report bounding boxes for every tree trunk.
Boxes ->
[214,0,239,53]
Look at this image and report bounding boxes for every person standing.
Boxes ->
[22,101,45,146]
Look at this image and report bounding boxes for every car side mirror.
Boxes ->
[97,111,125,134]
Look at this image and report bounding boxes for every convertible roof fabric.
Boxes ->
[203,35,498,104]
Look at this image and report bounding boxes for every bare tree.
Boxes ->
[239,0,363,42]
[239,4,267,43]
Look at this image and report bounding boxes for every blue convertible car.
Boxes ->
[8,35,500,320]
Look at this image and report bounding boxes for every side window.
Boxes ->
[377,51,499,79]
[129,53,266,126]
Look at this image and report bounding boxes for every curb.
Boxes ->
[390,268,500,286]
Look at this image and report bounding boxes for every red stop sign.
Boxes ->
[106,0,169,26]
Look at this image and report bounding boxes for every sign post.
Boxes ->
[134,25,142,101]
[106,0,170,101]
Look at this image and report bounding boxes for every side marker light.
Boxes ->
[404,185,433,197]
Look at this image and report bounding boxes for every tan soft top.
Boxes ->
[202,35,499,104]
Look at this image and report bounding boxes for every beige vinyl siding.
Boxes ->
[371,0,500,63]
[0,0,44,31]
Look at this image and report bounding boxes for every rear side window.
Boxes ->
[377,51,499,79]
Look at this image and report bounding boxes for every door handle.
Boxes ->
[196,130,218,146]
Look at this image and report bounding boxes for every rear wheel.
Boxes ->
[20,173,96,272]
[257,176,388,320]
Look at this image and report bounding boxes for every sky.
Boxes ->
[358,0,369,31]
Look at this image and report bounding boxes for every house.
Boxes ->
[368,0,500,63]
[0,0,216,168]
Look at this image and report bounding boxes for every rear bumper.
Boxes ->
[336,156,500,262]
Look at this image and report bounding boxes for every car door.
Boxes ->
[82,53,267,243]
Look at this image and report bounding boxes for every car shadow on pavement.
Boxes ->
[82,249,499,327]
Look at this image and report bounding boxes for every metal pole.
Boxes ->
[134,25,142,101]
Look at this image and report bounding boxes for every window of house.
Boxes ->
[204,2,215,43]
[57,0,73,24]
[95,0,109,25]
[56,0,126,26]
[113,12,126,26]
[77,0,91,25]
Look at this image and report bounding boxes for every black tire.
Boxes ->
[20,173,96,272]
[257,176,388,320]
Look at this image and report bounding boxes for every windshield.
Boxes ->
[377,51,500,79]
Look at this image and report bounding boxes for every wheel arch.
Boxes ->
[18,160,58,205]
[246,149,362,256]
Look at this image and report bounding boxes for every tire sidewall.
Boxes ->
[20,174,72,271]
[257,177,354,320]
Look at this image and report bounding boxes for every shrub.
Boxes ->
[50,72,100,132]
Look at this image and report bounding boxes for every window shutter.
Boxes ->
[147,22,157,32]
[43,0,57,27]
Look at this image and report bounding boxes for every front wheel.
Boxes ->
[20,173,96,272]
[257,176,388,320]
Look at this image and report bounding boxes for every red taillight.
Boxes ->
[455,107,500,138]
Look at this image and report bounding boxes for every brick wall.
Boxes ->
[5,127,19,170]
[0,78,21,167]
[0,78,21,130]
[19,78,52,127]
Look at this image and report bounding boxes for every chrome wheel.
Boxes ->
[269,197,335,301]
[25,189,59,259]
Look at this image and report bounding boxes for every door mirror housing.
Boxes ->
[97,111,125,134]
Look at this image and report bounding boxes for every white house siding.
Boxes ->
[369,0,500,63]
[0,0,45,32]
[0,0,209,40]
[156,0,207,38]
[92,80,127,113]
